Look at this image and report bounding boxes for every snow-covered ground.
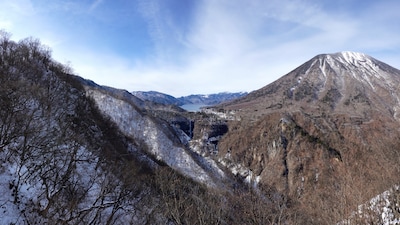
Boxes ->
[338,185,400,225]
[201,108,240,120]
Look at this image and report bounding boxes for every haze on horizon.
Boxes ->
[1,0,399,97]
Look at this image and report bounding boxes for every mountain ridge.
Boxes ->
[132,90,248,107]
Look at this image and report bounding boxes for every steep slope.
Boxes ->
[217,51,400,224]
[0,33,237,224]
[84,82,227,187]
[0,36,145,224]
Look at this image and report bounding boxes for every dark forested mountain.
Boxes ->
[132,90,247,106]
[1,31,399,225]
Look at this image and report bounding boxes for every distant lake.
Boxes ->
[180,104,208,112]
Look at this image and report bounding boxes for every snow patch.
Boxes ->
[338,185,400,225]
[218,155,260,186]
[202,108,239,120]
[340,51,369,65]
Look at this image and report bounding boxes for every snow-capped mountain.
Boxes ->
[223,51,400,115]
[216,51,400,224]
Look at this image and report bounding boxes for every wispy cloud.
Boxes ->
[136,0,187,64]
[137,0,169,61]
[79,0,400,96]
[7,0,36,15]
[89,0,104,12]
[172,0,400,93]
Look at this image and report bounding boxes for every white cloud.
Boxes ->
[7,0,36,15]
[89,0,104,12]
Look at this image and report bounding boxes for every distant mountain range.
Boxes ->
[131,91,247,106]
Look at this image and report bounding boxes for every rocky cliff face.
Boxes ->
[217,51,400,223]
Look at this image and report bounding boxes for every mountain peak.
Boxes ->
[336,51,368,59]
[222,51,400,118]
[320,51,372,67]
[334,51,370,64]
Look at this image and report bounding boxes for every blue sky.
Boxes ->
[1,0,400,96]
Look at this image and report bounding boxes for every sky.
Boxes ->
[1,0,400,97]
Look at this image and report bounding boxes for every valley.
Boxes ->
[0,32,399,224]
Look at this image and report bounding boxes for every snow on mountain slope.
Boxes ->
[0,33,170,223]
[216,51,400,223]
[86,87,225,186]
[321,52,394,88]
[338,185,400,225]
[223,51,400,121]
